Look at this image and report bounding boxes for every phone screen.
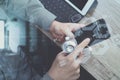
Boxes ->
[69,0,88,10]
[74,19,111,46]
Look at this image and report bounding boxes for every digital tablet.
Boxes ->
[65,0,95,15]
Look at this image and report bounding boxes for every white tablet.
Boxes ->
[65,0,95,15]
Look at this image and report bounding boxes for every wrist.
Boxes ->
[50,20,61,31]
[48,70,58,80]
[48,71,55,80]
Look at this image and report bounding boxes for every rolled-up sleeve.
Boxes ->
[5,0,56,30]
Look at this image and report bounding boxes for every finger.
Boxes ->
[76,68,80,74]
[65,23,85,38]
[75,52,84,64]
[52,32,65,42]
[69,38,90,59]
[57,35,64,42]
[71,68,80,76]
[51,32,58,39]
[57,51,68,57]
[71,73,80,80]
[71,23,85,32]
[52,34,61,42]
[64,28,75,39]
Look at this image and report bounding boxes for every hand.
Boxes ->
[50,20,85,42]
[48,38,90,80]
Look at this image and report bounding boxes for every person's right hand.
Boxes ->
[48,38,90,80]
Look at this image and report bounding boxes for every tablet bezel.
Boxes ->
[65,0,95,15]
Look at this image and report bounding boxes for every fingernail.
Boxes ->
[79,24,85,27]
[85,38,90,42]
[67,32,74,38]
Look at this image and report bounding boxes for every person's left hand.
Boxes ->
[48,38,90,80]
[50,20,85,42]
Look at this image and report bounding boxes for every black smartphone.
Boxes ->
[74,19,111,46]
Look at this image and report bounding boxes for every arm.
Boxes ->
[5,0,56,30]
[5,0,85,42]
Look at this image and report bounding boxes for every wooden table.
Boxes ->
[79,0,120,80]
[39,0,120,80]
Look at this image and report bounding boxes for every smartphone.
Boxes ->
[74,19,111,46]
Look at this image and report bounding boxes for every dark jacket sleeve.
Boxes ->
[5,0,56,30]
[32,73,53,80]
[39,74,53,80]
[1,0,54,79]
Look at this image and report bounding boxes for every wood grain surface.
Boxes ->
[80,0,120,80]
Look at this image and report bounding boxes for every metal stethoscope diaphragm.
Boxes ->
[61,37,93,54]
[61,37,77,53]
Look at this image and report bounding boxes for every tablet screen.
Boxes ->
[69,0,88,10]
[65,0,95,15]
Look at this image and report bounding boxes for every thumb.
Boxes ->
[64,23,85,38]
[64,29,75,39]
